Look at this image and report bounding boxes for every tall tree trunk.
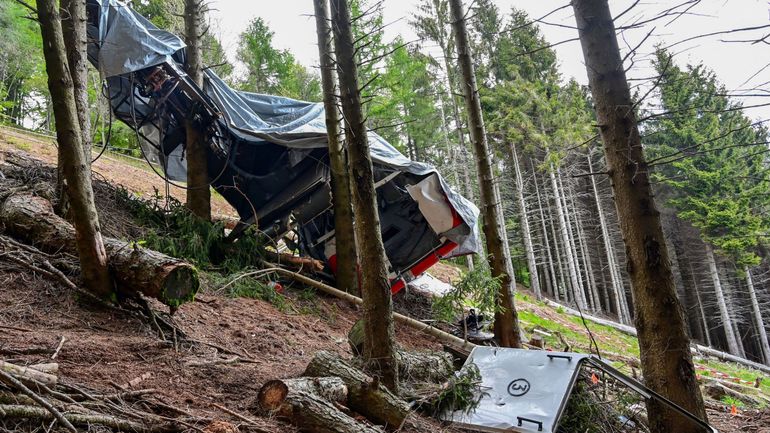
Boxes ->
[690,262,713,347]
[549,165,585,309]
[35,0,113,298]
[532,162,559,300]
[330,0,398,390]
[510,143,540,299]
[588,153,628,323]
[449,0,520,348]
[183,0,211,220]
[58,0,91,213]
[705,246,741,356]
[745,267,770,365]
[572,0,708,430]
[575,208,600,313]
[530,160,559,299]
[60,0,90,162]
[314,0,358,294]
[559,170,589,310]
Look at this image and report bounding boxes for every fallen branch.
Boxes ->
[51,336,66,360]
[264,263,476,354]
[0,404,178,433]
[0,369,76,432]
[0,361,57,386]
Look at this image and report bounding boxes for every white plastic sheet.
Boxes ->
[447,348,589,432]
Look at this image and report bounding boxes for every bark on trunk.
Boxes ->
[449,0,521,348]
[183,0,211,221]
[266,390,380,433]
[1,195,198,307]
[35,0,113,299]
[0,361,57,386]
[58,0,91,213]
[705,246,741,356]
[313,0,358,294]
[304,351,409,428]
[330,0,398,390]
[258,377,348,412]
[347,320,454,384]
[60,0,91,163]
[571,0,708,430]
[746,267,770,365]
[510,143,540,299]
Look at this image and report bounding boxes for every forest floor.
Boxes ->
[1,126,769,432]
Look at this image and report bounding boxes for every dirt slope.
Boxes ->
[1,126,768,432]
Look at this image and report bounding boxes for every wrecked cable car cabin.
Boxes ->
[85,0,480,292]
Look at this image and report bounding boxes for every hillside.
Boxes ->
[1,127,769,432]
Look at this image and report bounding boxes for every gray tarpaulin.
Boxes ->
[87,0,480,256]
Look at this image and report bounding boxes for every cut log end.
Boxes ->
[160,264,199,307]
[258,380,289,411]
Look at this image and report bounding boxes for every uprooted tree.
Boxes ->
[571,0,708,431]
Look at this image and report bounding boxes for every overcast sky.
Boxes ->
[208,0,770,120]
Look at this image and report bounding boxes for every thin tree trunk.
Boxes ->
[183,0,211,220]
[313,0,358,294]
[532,162,559,300]
[449,0,520,348]
[588,153,627,323]
[58,0,91,213]
[575,208,600,313]
[35,0,112,298]
[60,0,90,162]
[745,267,770,365]
[510,143,540,299]
[549,165,585,309]
[330,0,398,390]
[559,170,589,310]
[690,262,713,347]
[572,0,708,430]
[705,246,741,356]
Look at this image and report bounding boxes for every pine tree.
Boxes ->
[330,0,398,390]
[449,0,521,348]
[572,1,707,431]
[313,0,358,295]
[35,0,113,298]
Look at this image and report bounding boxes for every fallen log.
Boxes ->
[1,194,198,307]
[348,320,454,385]
[304,351,410,428]
[703,381,761,407]
[270,391,381,433]
[545,299,770,375]
[0,361,57,386]
[258,377,348,412]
